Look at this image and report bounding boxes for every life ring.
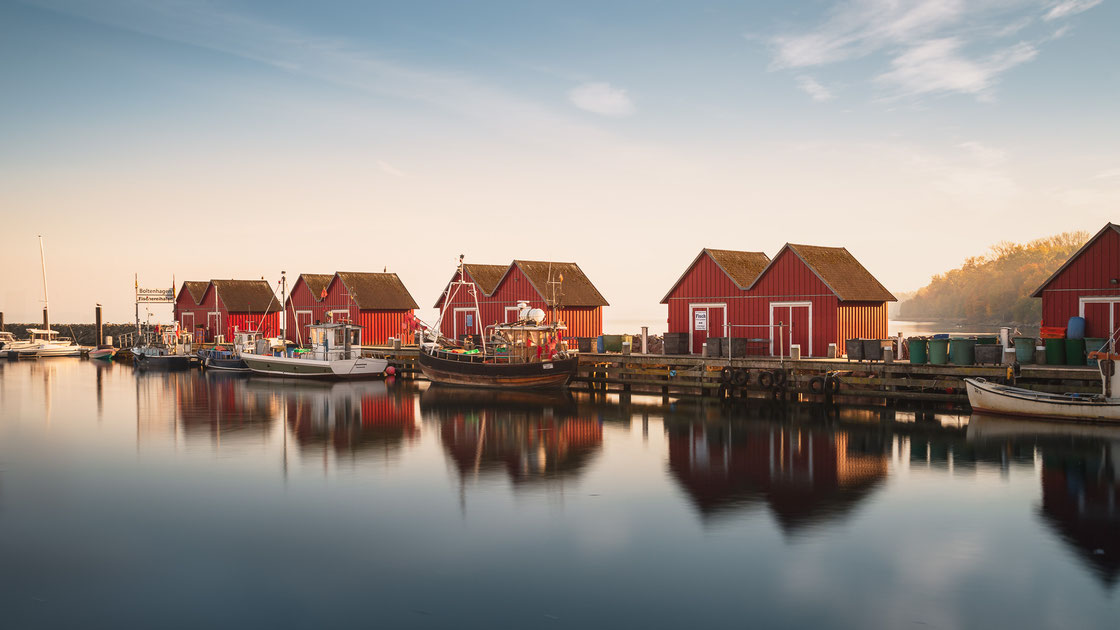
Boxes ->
[809,376,825,393]
[720,367,734,383]
[733,368,749,386]
[758,371,774,389]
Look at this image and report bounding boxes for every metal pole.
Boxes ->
[280,271,287,342]
[39,236,49,332]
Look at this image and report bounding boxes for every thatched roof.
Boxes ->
[299,274,334,301]
[749,244,895,302]
[180,281,209,305]
[210,279,281,313]
[510,260,609,307]
[433,263,509,307]
[335,272,418,310]
[661,249,770,303]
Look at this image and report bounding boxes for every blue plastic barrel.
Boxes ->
[596,336,605,353]
[1066,316,1086,340]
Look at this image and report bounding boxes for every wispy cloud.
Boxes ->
[766,0,1102,101]
[875,38,1037,100]
[796,76,834,102]
[1043,0,1102,21]
[376,160,406,178]
[568,82,635,117]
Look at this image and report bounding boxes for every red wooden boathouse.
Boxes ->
[663,245,895,357]
[173,279,281,342]
[435,260,608,341]
[285,272,419,345]
[1031,223,1120,345]
[434,263,508,340]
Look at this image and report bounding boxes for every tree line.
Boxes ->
[898,231,1089,324]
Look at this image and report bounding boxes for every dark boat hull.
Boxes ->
[203,356,249,372]
[133,353,193,371]
[417,348,577,389]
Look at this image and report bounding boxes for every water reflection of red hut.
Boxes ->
[423,387,602,485]
[1039,451,1120,587]
[172,374,276,441]
[283,381,418,457]
[667,423,887,532]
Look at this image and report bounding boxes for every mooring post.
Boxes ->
[95,304,103,345]
[0,311,4,331]
[43,307,49,328]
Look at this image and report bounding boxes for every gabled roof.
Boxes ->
[334,272,419,310]
[180,281,209,305]
[660,248,771,303]
[506,260,609,307]
[433,263,509,307]
[211,279,281,313]
[749,244,896,302]
[298,273,334,301]
[1031,223,1120,297]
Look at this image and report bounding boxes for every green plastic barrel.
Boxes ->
[1065,338,1086,366]
[949,338,976,365]
[1044,338,1065,365]
[908,338,928,364]
[1084,338,1107,367]
[928,338,949,365]
[1014,337,1035,364]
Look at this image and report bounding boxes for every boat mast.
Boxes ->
[280,271,287,342]
[38,235,50,333]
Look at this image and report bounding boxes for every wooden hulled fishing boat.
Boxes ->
[964,350,1120,422]
[416,257,578,390]
[240,323,388,380]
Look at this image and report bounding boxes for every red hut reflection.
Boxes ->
[1039,446,1120,587]
[422,387,602,485]
[667,422,888,532]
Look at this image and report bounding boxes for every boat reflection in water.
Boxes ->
[274,378,419,460]
[969,413,1120,587]
[665,414,889,533]
[422,385,602,487]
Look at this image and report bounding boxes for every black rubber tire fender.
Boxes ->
[808,376,825,394]
[758,371,774,389]
[772,369,788,387]
[720,366,734,383]
[733,368,749,386]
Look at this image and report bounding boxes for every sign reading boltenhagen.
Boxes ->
[136,287,175,303]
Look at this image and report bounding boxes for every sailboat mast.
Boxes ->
[38,235,49,332]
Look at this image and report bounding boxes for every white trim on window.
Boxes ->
[453,307,481,338]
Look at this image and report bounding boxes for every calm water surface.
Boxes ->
[1,360,1117,629]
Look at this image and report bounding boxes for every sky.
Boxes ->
[1,0,1117,328]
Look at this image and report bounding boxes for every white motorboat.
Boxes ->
[14,329,80,359]
[0,331,36,359]
[964,353,1120,422]
[240,323,388,380]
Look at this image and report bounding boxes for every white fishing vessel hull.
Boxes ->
[240,352,388,380]
[964,378,1120,422]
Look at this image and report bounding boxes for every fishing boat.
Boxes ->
[239,323,388,380]
[132,323,195,370]
[198,330,271,372]
[416,257,578,390]
[964,353,1120,422]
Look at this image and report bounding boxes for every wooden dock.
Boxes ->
[366,347,1102,405]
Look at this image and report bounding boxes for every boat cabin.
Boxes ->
[301,323,363,361]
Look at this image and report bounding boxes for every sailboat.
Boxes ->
[18,236,81,358]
